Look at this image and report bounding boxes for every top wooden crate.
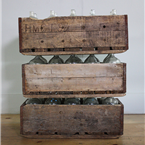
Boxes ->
[19,15,128,55]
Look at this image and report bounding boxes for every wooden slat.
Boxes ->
[21,16,126,33]
[20,99,123,137]
[22,135,120,139]
[25,77,123,92]
[23,94,126,98]
[21,50,126,55]
[22,63,126,95]
[23,63,124,78]
[22,31,126,49]
[19,15,128,55]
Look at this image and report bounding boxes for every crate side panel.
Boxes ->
[21,104,122,136]
[22,63,125,94]
[19,15,128,54]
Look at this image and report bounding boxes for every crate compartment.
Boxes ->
[19,15,128,55]
[20,99,123,139]
[22,63,126,98]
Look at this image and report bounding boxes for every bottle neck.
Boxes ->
[35,56,40,58]
[54,55,59,58]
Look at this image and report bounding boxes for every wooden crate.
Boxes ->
[19,15,128,55]
[20,99,124,139]
[22,63,126,98]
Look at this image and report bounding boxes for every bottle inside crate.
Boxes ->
[84,54,100,63]
[83,98,99,105]
[65,55,83,64]
[102,97,118,105]
[64,98,80,105]
[45,98,61,105]
[26,98,43,104]
[29,56,47,64]
[48,55,64,64]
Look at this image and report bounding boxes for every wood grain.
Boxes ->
[21,49,127,55]
[19,15,128,55]
[22,63,126,96]
[23,94,126,98]
[20,99,123,138]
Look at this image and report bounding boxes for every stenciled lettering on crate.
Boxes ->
[19,15,128,55]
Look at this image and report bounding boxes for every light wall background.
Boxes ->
[1,0,144,114]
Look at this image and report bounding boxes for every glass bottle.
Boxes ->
[55,12,57,16]
[84,98,99,105]
[102,97,118,105]
[90,9,95,16]
[103,54,111,63]
[30,11,37,19]
[49,10,56,18]
[110,9,117,15]
[70,9,76,16]
[45,98,61,105]
[65,55,83,64]
[40,56,47,63]
[105,54,121,63]
[64,98,80,105]
[99,97,107,103]
[29,56,47,64]
[26,98,42,104]
[84,54,100,63]
[48,55,64,64]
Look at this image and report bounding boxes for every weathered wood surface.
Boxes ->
[20,99,123,138]
[23,93,126,98]
[19,15,128,55]
[22,63,126,96]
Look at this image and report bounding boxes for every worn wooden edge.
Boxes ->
[23,94,126,98]
[120,102,124,135]
[117,98,124,135]
[21,50,127,56]
[125,15,129,50]
[21,134,120,139]
[19,18,22,53]
[20,101,26,134]
[19,15,127,21]
[123,63,126,93]
[22,64,26,95]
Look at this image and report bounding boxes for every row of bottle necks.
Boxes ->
[28,54,121,64]
[29,9,117,19]
[25,97,119,105]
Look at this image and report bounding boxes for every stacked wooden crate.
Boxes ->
[19,14,128,139]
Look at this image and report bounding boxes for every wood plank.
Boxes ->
[20,99,123,137]
[21,31,126,49]
[19,15,128,55]
[23,63,124,78]
[25,77,123,92]
[24,93,126,98]
[21,15,126,33]
[21,49,126,55]
[22,135,120,139]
